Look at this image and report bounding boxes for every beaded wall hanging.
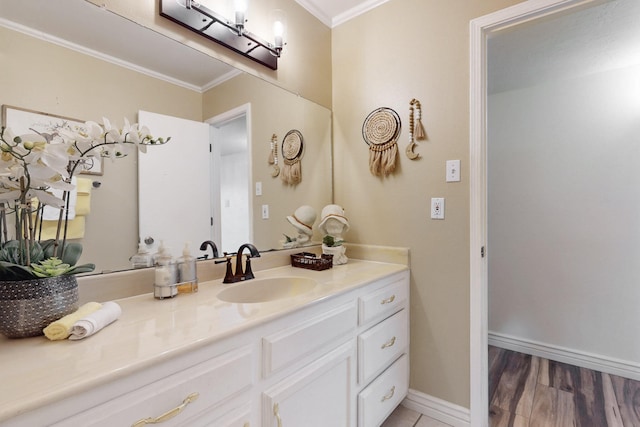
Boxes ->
[406,98,426,160]
[268,133,280,177]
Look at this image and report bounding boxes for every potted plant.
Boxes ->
[322,235,348,265]
[0,118,168,338]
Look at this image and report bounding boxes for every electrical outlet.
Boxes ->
[261,204,269,219]
[431,198,445,219]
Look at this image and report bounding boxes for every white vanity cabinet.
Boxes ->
[2,267,409,427]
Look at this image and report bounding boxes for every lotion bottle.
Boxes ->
[154,242,178,299]
[131,243,153,269]
[177,242,198,294]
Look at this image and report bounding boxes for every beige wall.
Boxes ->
[90,0,332,109]
[332,0,522,407]
[0,26,201,272]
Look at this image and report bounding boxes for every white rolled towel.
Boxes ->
[69,301,122,340]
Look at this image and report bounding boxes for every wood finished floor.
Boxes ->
[489,346,640,427]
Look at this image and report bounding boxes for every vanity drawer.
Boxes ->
[182,401,251,427]
[262,302,357,377]
[358,277,407,326]
[54,347,254,427]
[358,354,408,427]
[358,308,407,385]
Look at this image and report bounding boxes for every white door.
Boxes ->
[138,110,211,259]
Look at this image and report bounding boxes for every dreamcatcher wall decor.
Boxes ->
[362,107,401,177]
[268,133,280,177]
[281,129,304,185]
[406,98,427,160]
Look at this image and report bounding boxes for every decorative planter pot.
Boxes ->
[322,244,348,265]
[0,275,79,338]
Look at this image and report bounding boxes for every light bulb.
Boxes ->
[273,20,284,38]
[233,0,248,34]
[271,9,286,52]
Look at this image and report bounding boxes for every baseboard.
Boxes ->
[402,389,470,427]
[489,331,640,381]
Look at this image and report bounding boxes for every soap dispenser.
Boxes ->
[131,243,153,269]
[177,242,198,294]
[154,242,178,299]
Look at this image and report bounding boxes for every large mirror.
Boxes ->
[0,0,333,274]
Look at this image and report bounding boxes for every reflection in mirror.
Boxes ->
[209,110,251,254]
[0,0,332,274]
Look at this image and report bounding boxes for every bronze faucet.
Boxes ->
[199,240,219,259]
[220,243,261,283]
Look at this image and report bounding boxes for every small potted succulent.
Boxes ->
[322,235,348,265]
[0,118,168,337]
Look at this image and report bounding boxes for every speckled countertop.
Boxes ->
[0,256,408,423]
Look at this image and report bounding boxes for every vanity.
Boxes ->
[0,249,409,427]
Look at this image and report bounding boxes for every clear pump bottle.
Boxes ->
[177,242,198,294]
[154,242,178,299]
[131,243,153,269]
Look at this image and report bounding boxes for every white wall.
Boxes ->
[488,64,640,364]
[220,150,250,253]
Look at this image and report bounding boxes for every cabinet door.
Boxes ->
[262,342,354,427]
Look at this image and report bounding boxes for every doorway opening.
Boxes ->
[207,104,252,254]
[470,0,640,424]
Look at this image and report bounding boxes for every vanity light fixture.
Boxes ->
[160,0,285,70]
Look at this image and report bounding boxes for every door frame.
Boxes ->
[205,103,253,251]
[468,0,600,425]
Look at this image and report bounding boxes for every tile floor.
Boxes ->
[381,404,452,427]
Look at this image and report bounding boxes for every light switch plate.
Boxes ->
[255,181,262,196]
[261,204,269,219]
[446,160,461,182]
[431,198,445,219]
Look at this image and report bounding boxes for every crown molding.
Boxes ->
[294,0,333,27]
[295,0,390,28]
[332,0,391,27]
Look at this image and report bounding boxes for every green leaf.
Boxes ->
[322,235,343,247]
[41,239,83,266]
[67,263,95,275]
[60,242,83,266]
[0,262,37,280]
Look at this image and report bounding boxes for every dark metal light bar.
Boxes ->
[160,0,280,70]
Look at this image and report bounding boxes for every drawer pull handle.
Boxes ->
[380,295,396,305]
[381,336,397,349]
[131,392,199,426]
[274,402,283,427]
[381,386,396,402]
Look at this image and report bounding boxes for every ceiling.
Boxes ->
[488,0,640,94]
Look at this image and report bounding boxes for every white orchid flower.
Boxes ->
[0,189,21,203]
[30,188,65,208]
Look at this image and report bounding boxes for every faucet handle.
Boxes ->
[221,256,236,283]
[244,257,255,280]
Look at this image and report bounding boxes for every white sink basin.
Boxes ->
[216,277,318,303]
